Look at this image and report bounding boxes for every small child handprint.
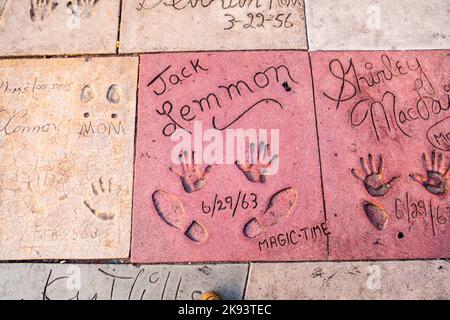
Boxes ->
[236,142,278,184]
[170,151,212,193]
[351,154,400,197]
[30,0,58,22]
[83,177,119,221]
[410,150,449,196]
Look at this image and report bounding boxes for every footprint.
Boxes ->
[30,0,58,22]
[152,190,207,243]
[363,201,388,231]
[107,84,120,104]
[243,187,298,239]
[80,85,95,103]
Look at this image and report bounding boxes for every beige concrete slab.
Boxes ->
[0,263,248,300]
[0,0,120,56]
[246,261,450,299]
[0,56,137,260]
[119,0,307,53]
[305,0,450,50]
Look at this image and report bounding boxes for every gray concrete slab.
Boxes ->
[246,260,450,299]
[305,0,450,50]
[0,263,248,300]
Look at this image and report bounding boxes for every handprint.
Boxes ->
[351,154,400,197]
[243,187,298,238]
[363,201,388,231]
[67,0,98,18]
[0,1,10,26]
[410,150,449,196]
[236,142,278,184]
[83,177,119,221]
[30,0,58,22]
[170,151,212,194]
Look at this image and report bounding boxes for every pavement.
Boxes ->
[0,0,449,300]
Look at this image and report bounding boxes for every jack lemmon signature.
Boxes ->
[150,61,297,137]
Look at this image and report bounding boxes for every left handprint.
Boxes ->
[351,154,400,197]
[84,177,119,221]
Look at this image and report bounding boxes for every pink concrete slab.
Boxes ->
[311,50,450,260]
[132,51,326,263]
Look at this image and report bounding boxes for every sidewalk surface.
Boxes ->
[0,0,449,300]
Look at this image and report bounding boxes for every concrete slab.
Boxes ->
[119,0,307,53]
[132,51,326,263]
[246,260,450,299]
[0,56,138,260]
[0,0,120,56]
[311,50,450,260]
[305,0,450,50]
[0,263,247,300]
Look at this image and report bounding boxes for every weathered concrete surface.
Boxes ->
[0,263,248,300]
[0,56,138,260]
[305,0,450,50]
[119,0,307,53]
[246,260,450,299]
[132,51,326,263]
[311,50,450,260]
[0,0,120,56]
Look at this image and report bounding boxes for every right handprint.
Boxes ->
[236,142,278,184]
[351,154,400,197]
[410,150,449,196]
